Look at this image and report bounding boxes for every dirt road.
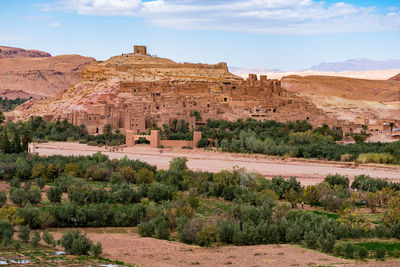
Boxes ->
[32,142,400,185]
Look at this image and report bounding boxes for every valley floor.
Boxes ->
[32,142,400,185]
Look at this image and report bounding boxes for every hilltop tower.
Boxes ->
[134,45,147,55]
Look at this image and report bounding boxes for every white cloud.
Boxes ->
[40,0,400,34]
[50,21,61,27]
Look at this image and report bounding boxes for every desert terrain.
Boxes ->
[0,46,94,99]
[32,142,400,185]
[51,228,351,267]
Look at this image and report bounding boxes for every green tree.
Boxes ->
[303,185,320,207]
[284,188,299,208]
[190,110,202,122]
[102,124,112,136]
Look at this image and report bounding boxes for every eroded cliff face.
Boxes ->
[0,46,95,99]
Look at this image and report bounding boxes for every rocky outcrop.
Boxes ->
[0,46,51,58]
[0,46,95,99]
[389,73,400,81]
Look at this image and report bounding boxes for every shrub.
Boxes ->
[85,166,110,181]
[218,220,237,244]
[27,186,42,205]
[35,178,46,189]
[138,221,155,237]
[357,153,396,164]
[42,229,55,246]
[375,224,391,239]
[319,233,335,253]
[304,231,318,249]
[148,183,174,203]
[324,174,349,188]
[59,230,92,255]
[154,216,170,240]
[0,191,6,208]
[344,243,354,258]
[375,247,386,260]
[333,242,345,256]
[90,242,102,257]
[31,231,41,249]
[136,168,155,184]
[87,141,97,146]
[47,186,62,203]
[9,177,20,188]
[111,183,141,204]
[197,224,219,247]
[0,220,14,246]
[110,172,124,184]
[16,205,41,229]
[9,188,27,207]
[178,218,202,244]
[358,247,368,260]
[18,225,31,243]
[54,176,74,192]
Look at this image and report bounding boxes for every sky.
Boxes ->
[1,0,400,70]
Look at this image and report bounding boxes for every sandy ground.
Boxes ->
[52,228,351,267]
[32,142,400,186]
[51,228,400,267]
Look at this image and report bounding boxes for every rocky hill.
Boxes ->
[389,73,400,81]
[281,75,400,121]
[8,46,334,134]
[0,46,95,99]
[0,46,51,59]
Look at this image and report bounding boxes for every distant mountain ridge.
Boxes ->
[310,58,400,72]
[0,46,51,59]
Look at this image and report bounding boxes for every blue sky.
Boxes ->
[1,0,400,70]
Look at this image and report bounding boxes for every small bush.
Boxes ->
[197,224,219,247]
[375,247,386,261]
[47,186,62,203]
[27,187,42,205]
[148,183,174,203]
[319,233,335,253]
[59,230,92,255]
[18,225,31,243]
[9,188,27,207]
[31,231,41,249]
[87,141,97,146]
[90,242,102,257]
[333,242,345,256]
[358,247,368,260]
[345,243,354,258]
[42,229,55,246]
[34,178,46,189]
[304,231,318,249]
[138,221,155,237]
[9,177,21,188]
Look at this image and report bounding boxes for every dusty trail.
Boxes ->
[31,142,400,185]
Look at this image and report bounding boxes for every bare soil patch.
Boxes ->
[52,228,350,267]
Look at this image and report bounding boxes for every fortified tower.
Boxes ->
[134,45,147,55]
